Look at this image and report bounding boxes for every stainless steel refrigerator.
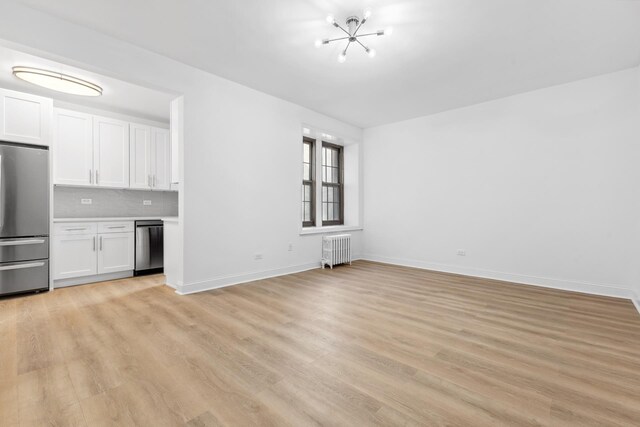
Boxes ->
[0,142,49,296]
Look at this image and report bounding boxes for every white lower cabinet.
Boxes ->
[98,232,134,274]
[53,234,98,279]
[53,221,134,284]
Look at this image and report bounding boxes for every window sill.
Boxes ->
[299,225,363,236]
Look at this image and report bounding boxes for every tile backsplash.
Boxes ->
[54,186,178,218]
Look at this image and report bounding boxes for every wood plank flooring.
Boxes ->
[1,260,639,426]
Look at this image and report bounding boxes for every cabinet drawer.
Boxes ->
[54,223,97,236]
[98,222,134,234]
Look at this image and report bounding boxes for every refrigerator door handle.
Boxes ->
[0,261,45,271]
[0,239,46,246]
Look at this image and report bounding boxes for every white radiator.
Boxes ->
[322,234,352,269]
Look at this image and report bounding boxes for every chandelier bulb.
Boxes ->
[326,15,335,24]
[338,53,347,63]
[363,9,372,20]
[367,48,377,58]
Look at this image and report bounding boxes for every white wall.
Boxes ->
[0,3,363,294]
[363,68,640,298]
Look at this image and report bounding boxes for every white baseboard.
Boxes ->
[361,254,632,300]
[176,262,321,295]
[632,291,640,315]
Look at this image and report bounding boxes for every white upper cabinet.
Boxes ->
[129,124,170,190]
[129,123,152,189]
[53,109,93,186]
[93,116,129,188]
[151,127,170,190]
[52,106,171,191]
[0,88,52,146]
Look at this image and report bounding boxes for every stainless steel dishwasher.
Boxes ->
[134,220,164,275]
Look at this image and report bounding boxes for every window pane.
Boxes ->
[323,203,328,221]
[303,164,310,180]
[303,143,310,163]
[334,202,339,220]
[304,185,311,201]
[304,202,310,221]
[328,187,333,202]
[332,149,338,167]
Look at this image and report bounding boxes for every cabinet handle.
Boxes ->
[153,175,156,187]
[148,174,151,187]
[96,170,99,185]
[89,169,93,184]
[93,236,96,251]
[107,226,125,229]
[65,228,87,231]
[99,236,103,251]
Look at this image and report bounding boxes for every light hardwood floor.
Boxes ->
[1,261,639,426]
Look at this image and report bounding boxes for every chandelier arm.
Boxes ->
[326,36,350,43]
[343,40,352,55]
[353,20,366,36]
[355,32,381,38]
[355,38,369,51]
[334,23,351,37]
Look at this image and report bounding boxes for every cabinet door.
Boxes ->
[0,88,52,146]
[129,124,152,189]
[53,109,94,186]
[93,116,129,188]
[151,127,170,190]
[53,234,97,280]
[97,232,134,274]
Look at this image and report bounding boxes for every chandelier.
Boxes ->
[315,10,392,63]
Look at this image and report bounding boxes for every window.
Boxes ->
[321,142,344,225]
[302,137,315,227]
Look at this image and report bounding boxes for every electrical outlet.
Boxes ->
[143,200,152,206]
[457,250,466,256]
[254,253,263,260]
[288,243,293,252]
[80,199,92,205]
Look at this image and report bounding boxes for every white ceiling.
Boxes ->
[0,45,173,122]
[14,0,640,128]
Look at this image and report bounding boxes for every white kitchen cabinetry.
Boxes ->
[93,116,130,188]
[129,124,170,190]
[151,127,170,190]
[129,123,152,189]
[98,232,135,274]
[0,88,52,146]
[53,109,93,186]
[53,109,131,188]
[53,234,98,279]
[53,221,134,286]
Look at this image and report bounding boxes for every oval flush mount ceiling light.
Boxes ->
[12,66,102,96]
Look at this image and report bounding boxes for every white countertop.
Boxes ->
[53,216,179,223]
